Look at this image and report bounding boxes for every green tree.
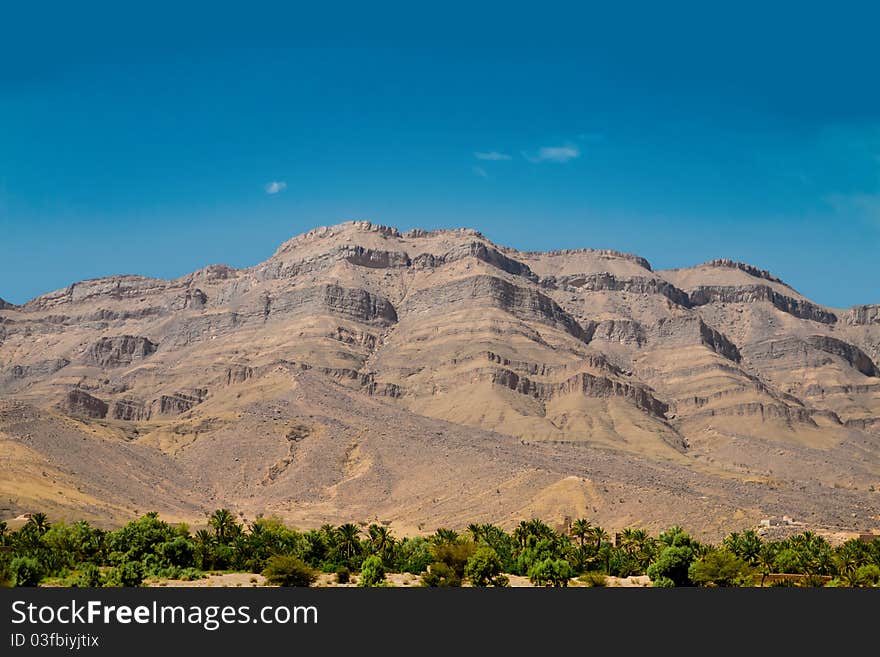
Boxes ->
[11,557,44,587]
[528,558,572,587]
[465,546,509,587]
[570,519,592,549]
[395,537,433,575]
[689,550,754,587]
[262,555,317,587]
[72,563,104,587]
[208,509,239,544]
[359,555,386,587]
[421,562,461,587]
[104,561,143,587]
[26,512,51,536]
[647,545,695,587]
[367,524,396,564]
[335,523,362,562]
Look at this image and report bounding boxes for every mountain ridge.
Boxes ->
[1,220,878,539]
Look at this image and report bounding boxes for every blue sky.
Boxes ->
[1,2,878,307]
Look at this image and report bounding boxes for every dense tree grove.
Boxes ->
[0,512,877,588]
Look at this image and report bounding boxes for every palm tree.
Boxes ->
[194,529,214,570]
[431,528,459,545]
[589,526,609,551]
[209,508,238,543]
[336,523,362,559]
[368,524,395,560]
[27,512,50,535]
[513,521,531,548]
[570,519,592,549]
[467,523,484,542]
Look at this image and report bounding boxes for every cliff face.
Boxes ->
[2,220,878,536]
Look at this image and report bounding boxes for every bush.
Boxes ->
[647,545,695,587]
[104,561,144,587]
[652,576,676,588]
[262,555,317,587]
[688,551,754,587]
[430,541,475,580]
[578,571,607,587]
[11,557,44,587]
[527,558,572,587]
[335,566,351,584]
[359,555,386,587]
[72,563,103,587]
[395,537,433,575]
[465,546,508,587]
[853,564,880,587]
[421,562,461,587]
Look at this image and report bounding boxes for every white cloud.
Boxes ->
[472,166,488,178]
[474,151,512,161]
[523,145,581,163]
[265,181,287,194]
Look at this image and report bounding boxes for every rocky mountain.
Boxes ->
[1,221,878,539]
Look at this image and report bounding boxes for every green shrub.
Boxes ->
[465,546,508,587]
[853,564,880,587]
[104,561,144,587]
[358,555,385,587]
[72,563,103,587]
[647,545,695,587]
[335,566,351,584]
[262,555,317,587]
[688,551,754,587]
[11,557,44,587]
[430,541,475,580]
[421,562,461,587]
[578,571,607,587]
[527,557,572,587]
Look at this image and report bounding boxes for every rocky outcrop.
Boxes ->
[685,401,817,425]
[449,350,621,377]
[545,273,690,307]
[844,417,880,434]
[60,389,108,419]
[342,246,411,269]
[318,367,402,397]
[413,242,537,281]
[85,336,158,368]
[746,336,878,377]
[111,399,150,421]
[515,248,653,271]
[651,317,741,362]
[2,359,70,381]
[847,305,880,325]
[224,365,255,385]
[180,288,208,310]
[586,319,647,346]
[698,321,741,363]
[84,307,165,322]
[701,259,787,285]
[269,285,398,326]
[482,367,668,418]
[0,297,15,310]
[25,275,180,311]
[153,389,207,416]
[804,335,878,377]
[688,285,838,324]
[328,326,379,350]
[401,275,591,342]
